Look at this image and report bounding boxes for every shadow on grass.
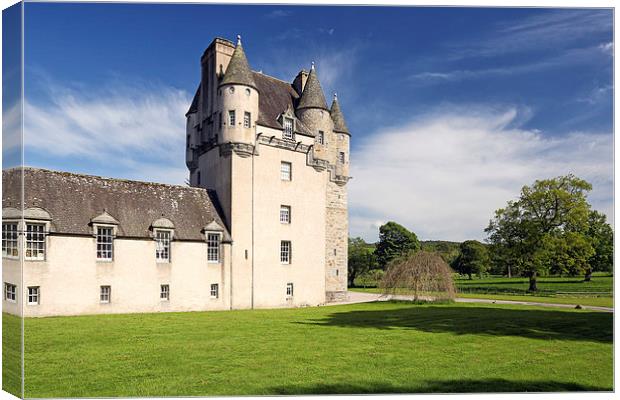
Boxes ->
[299,303,612,343]
[269,379,610,394]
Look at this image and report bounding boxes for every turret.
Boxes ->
[295,63,333,161]
[330,93,350,178]
[218,35,259,147]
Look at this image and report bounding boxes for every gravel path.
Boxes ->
[326,291,613,313]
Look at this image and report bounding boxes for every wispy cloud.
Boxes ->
[411,44,609,85]
[349,105,613,242]
[265,9,292,19]
[451,10,612,59]
[24,80,190,184]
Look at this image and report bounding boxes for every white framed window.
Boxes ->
[2,223,18,258]
[280,240,291,264]
[280,162,291,181]
[160,284,169,301]
[339,152,346,164]
[286,283,294,298]
[207,233,221,263]
[96,226,114,261]
[25,223,45,261]
[228,110,236,126]
[283,118,294,140]
[210,283,219,298]
[244,112,251,128]
[100,286,111,303]
[155,230,171,262]
[27,286,40,305]
[318,131,325,145]
[280,205,291,224]
[4,283,16,303]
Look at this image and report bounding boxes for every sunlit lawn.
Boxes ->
[4,300,613,397]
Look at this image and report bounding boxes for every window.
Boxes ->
[244,112,251,128]
[4,283,16,303]
[25,223,45,261]
[286,283,294,298]
[318,131,325,145]
[218,113,222,130]
[228,110,236,126]
[228,86,235,94]
[280,205,291,224]
[210,283,219,298]
[27,287,39,305]
[280,162,291,181]
[280,240,291,264]
[339,152,346,164]
[96,226,114,261]
[283,118,294,139]
[100,286,111,303]
[207,233,221,263]
[155,230,171,262]
[245,88,251,96]
[197,171,201,185]
[160,284,169,301]
[2,223,18,258]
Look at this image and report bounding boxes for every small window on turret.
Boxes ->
[245,88,251,96]
[244,112,251,128]
[318,131,325,145]
[283,118,294,140]
[228,110,236,126]
[339,152,345,164]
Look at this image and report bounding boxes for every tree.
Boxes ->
[453,240,490,279]
[347,237,377,287]
[375,222,420,268]
[585,210,613,280]
[485,174,593,291]
[380,251,456,301]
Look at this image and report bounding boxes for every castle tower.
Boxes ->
[186,37,351,308]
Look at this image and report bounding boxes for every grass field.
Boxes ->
[352,275,613,308]
[3,300,613,397]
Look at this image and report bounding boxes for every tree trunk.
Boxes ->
[528,271,538,292]
[507,265,511,278]
[584,269,592,282]
[468,273,472,280]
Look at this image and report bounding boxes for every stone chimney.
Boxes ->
[293,69,309,96]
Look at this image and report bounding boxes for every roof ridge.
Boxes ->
[252,70,293,86]
[15,166,203,191]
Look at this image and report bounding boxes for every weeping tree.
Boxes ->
[380,251,456,302]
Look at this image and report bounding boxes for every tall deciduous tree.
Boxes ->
[453,240,490,279]
[348,237,377,287]
[375,222,420,268]
[585,210,613,280]
[485,174,593,291]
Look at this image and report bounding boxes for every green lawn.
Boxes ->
[6,301,613,397]
[2,312,21,397]
[455,275,613,296]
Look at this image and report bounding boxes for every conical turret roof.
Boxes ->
[330,93,350,134]
[297,63,328,111]
[220,35,257,90]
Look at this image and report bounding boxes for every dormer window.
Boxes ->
[96,226,114,261]
[283,118,294,140]
[207,232,221,263]
[25,223,46,261]
[155,230,171,262]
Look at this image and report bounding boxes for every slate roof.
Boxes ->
[330,96,350,135]
[220,40,257,90]
[296,67,329,111]
[2,167,229,241]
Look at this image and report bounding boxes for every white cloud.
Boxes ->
[598,42,613,56]
[23,81,191,185]
[349,105,613,243]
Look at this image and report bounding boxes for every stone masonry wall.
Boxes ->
[325,180,348,297]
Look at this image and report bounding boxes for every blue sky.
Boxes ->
[4,3,614,241]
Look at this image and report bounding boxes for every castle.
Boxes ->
[2,36,351,316]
